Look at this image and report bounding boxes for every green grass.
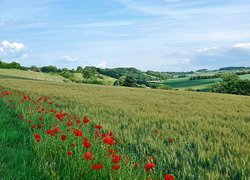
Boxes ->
[0,69,70,82]
[240,74,250,80]
[0,77,250,179]
[0,99,45,179]
[163,77,221,90]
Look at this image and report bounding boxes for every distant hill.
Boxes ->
[0,59,250,91]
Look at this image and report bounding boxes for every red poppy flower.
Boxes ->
[31,124,36,129]
[113,155,122,164]
[71,143,76,147]
[34,133,41,142]
[53,127,59,133]
[56,112,67,121]
[94,125,102,129]
[34,133,40,139]
[84,152,93,160]
[67,120,73,126]
[46,129,53,135]
[83,117,89,124]
[19,115,24,119]
[145,163,155,172]
[83,139,91,148]
[92,164,103,170]
[74,129,83,136]
[94,131,99,136]
[164,174,174,180]
[61,135,67,141]
[76,119,81,124]
[67,151,73,156]
[112,165,120,170]
[168,138,174,143]
[103,137,115,145]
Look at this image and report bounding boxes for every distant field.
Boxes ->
[163,78,221,91]
[163,74,250,91]
[0,77,249,179]
[0,69,70,82]
[240,74,250,80]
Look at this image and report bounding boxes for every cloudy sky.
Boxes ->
[0,0,250,71]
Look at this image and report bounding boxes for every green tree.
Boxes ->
[82,66,97,79]
[76,66,83,72]
[212,73,250,95]
[124,76,136,87]
[40,66,58,73]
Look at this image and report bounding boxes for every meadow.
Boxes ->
[0,77,250,179]
[0,69,70,82]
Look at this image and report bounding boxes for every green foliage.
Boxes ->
[190,74,221,80]
[40,65,58,73]
[148,83,172,90]
[76,66,83,72]
[145,71,172,80]
[97,67,152,85]
[82,66,97,79]
[114,76,126,86]
[30,65,40,72]
[0,100,45,178]
[60,70,75,80]
[0,60,26,70]
[124,76,137,87]
[212,73,250,95]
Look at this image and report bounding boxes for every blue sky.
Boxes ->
[0,0,250,71]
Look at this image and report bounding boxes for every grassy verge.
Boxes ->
[0,99,45,179]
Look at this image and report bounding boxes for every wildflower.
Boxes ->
[168,138,174,143]
[83,117,89,124]
[46,129,53,135]
[67,120,73,126]
[67,151,73,156]
[34,133,41,142]
[39,116,43,121]
[164,174,174,180]
[92,164,103,170]
[95,125,102,129]
[113,155,122,164]
[76,119,81,124]
[74,129,83,136]
[83,139,91,148]
[53,127,59,133]
[61,135,67,141]
[145,163,155,172]
[112,165,120,170]
[84,152,93,160]
[103,137,116,145]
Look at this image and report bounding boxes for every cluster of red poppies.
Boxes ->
[0,86,174,180]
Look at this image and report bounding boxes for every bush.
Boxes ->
[212,74,250,95]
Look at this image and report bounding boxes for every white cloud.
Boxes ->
[197,47,220,53]
[97,60,107,68]
[233,42,250,49]
[61,55,79,62]
[0,40,28,60]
